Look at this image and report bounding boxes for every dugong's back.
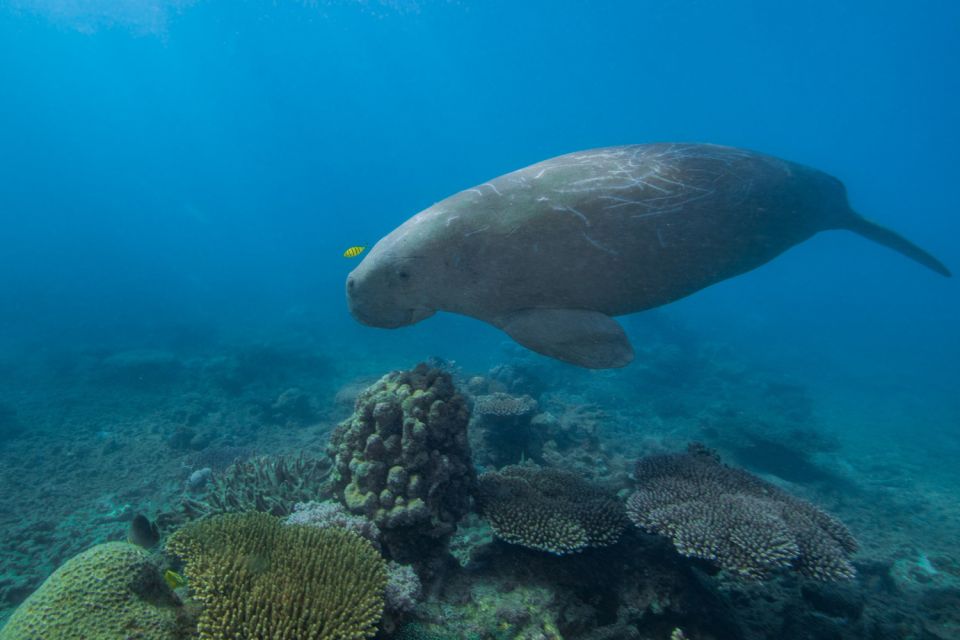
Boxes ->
[444,144,837,318]
[350,142,948,368]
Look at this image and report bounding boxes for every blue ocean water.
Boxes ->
[0,1,957,638]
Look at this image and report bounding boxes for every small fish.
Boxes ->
[128,513,160,549]
[164,569,187,590]
[343,245,366,258]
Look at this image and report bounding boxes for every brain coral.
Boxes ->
[166,511,386,640]
[327,363,475,562]
[0,542,184,640]
[626,444,858,581]
[476,465,628,555]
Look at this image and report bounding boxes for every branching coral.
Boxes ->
[0,542,185,640]
[476,465,627,555]
[328,363,475,562]
[181,453,330,518]
[626,444,857,581]
[166,511,386,640]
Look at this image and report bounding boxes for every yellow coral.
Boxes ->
[166,511,387,640]
[0,542,184,640]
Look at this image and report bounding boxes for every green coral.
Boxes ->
[328,363,475,562]
[166,511,386,640]
[0,542,185,640]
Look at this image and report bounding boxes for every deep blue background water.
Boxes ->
[0,1,956,397]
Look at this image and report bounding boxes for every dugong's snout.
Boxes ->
[346,272,435,328]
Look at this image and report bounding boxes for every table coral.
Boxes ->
[476,465,627,555]
[626,443,857,581]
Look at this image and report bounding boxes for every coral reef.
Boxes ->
[327,363,475,562]
[537,399,604,450]
[486,362,549,398]
[400,577,563,640]
[0,542,186,640]
[472,392,541,467]
[204,342,329,395]
[285,501,421,633]
[475,465,627,555]
[185,467,212,491]
[257,387,318,427]
[473,392,539,418]
[627,444,858,581]
[285,500,383,549]
[193,444,254,472]
[166,511,386,640]
[1,342,956,639]
[385,560,422,614]
[181,453,331,519]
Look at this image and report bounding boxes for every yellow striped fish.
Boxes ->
[164,569,187,590]
[343,245,366,258]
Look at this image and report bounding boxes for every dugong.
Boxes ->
[347,144,950,368]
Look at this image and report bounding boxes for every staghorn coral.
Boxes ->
[476,465,627,555]
[0,542,185,640]
[328,363,475,562]
[166,511,386,640]
[181,453,330,519]
[626,444,857,581]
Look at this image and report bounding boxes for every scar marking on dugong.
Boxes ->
[347,143,951,368]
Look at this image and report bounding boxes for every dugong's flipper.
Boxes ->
[499,309,635,368]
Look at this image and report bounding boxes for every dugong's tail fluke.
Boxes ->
[844,216,952,277]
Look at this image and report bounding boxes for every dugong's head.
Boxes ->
[346,220,443,328]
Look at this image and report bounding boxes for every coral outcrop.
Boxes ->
[626,444,858,581]
[166,511,386,640]
[328,363,475,562]
[0,542,185,640]
[473,393,539,418]
[181,453,331,519]
[285,500,382,549]
[472,392,541,467]
[476,465,627,555]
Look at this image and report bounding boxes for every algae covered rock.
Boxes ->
[328,363,475,562]
[0,541,185,640]
[166,511,386,640]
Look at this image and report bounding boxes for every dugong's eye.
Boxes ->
[398,269,410,280]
